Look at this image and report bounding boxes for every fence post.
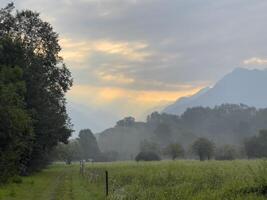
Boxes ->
[80,160,85,177]
[79,160,82,175]
[82,160,85,177]
[105,170,109,197]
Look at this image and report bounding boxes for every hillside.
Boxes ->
[164,68,267,114]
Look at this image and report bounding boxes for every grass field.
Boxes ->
[0,160,266,200]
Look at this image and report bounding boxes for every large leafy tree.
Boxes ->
[53,140,81,164]
[164,143,185,160]
[0,37,33,181]
[78,129,101,161]
[192,137,215,161]
[0,3,73,171]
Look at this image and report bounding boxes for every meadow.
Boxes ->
[0,160,266,200]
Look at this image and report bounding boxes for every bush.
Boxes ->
[12,176,22,184]
[135,151,161,161]
[215,145,237,160]
[244,130,267,158]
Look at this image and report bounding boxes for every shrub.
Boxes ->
[215,145,237,160]
[135,151,161,161]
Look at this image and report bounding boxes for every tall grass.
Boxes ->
[84,160,267,200]
[0,160,266,200]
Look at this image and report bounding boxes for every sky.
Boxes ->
[1,0,267,133]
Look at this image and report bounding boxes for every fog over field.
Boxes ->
[1,1,267,199]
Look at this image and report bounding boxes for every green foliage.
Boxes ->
[78,129,101,161]
[53,129,118,163]
[244,130,267,158]
[99,104,267,160]
[192,138,215,161]
[140,140,161,154]
[135,151,161,161]
[0,38,33,182]
[116,116,135,127]
[215,145,238,160]
[0,2,72,181]
[153,123,172,146]
[164,143,185,160]
[53,140,81,164]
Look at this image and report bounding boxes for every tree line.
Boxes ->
[53,129,118,163]
[136,129,267,161]
[0,3,72,183]
[98,104,267,160]
[54,118,267,163]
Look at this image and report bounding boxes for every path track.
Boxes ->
[0,165,104,200]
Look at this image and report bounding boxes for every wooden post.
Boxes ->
[80,160,85,177]
[82,160,85,177]
[79,160,82,175]
[105,170,109,196]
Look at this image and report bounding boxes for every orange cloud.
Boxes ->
[97,72,135,84]
[59,37,150,69]
[67,84,206,119]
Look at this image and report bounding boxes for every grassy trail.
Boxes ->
[0,164,104,200]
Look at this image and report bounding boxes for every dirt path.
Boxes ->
[49,169,74,200]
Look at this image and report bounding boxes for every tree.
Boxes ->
[0,3,73,171]
[147,112,161,125]
[78,129,101,161]
[135,151,161,161]
[192,138,215,161]
[215,145,237,160]
[244,130,267,158]
[116,117,135,127]
[139,140,160,154]
[53,140,81,164]
[164,143,185,160]
[0,38,33,182]
[154,123,172,146]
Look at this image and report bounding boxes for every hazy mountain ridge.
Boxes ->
[164,68,267,114]
[97,68,267,160]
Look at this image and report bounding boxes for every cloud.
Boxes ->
[94,40,149,61]
[243,57,267,65]
[9,0,267,86]
[59,37,150,69]
[97,72,135,84]
[3,0,267,126]
[67,84,204,119]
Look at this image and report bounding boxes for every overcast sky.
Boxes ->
[2,0,267,132]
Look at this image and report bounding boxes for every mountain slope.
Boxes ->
[163,68,267,115]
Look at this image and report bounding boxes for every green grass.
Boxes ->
[0,164,105,200]
[0,160,266,200]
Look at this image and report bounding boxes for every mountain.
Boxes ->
[163,68,267,115]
